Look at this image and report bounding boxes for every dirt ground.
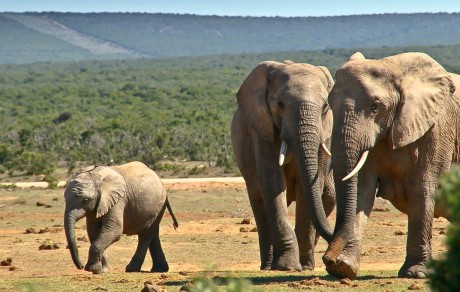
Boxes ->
[0,179,449,291]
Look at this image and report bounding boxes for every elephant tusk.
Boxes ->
[321,143,332,157]
[279,141,288,166]
[342,150,369,181]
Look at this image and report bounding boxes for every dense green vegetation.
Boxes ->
[1,12,460,64]
[430,165,460,291]
[1,44,460,179]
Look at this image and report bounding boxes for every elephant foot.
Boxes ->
[260,264,272,271]
[324,254,359,280]
[398,261,428,278]
[302,264,314,271]
[271,254,302,271]
[85,262,105,274]
[125,263,141,273]
[151,262,169,273]
[300,255,315,271]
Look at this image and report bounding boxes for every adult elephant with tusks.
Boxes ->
[325,52,460,279]
[231,60,336,271]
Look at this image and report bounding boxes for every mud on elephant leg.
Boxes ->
[325,238,362,279]
[325,209,371,280]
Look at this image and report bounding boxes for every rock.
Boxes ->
[36,202,47,207]
[240,218,252,224]
[394,230,407,235]
[141,281,161,292]
[239,227,250,232]
[38,228,50,234]
[408,283,424,290]
[39,240,60,250]
[25,228,37,234]
[1,257,12,266]
[340,278,352,286]
[77,235,89,242]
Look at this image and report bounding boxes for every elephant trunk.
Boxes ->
[64,207,86,269]
[294,103,333,242]
[323,119,360,265]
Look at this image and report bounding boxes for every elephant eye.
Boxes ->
[371,102,379,114]
[277,101,285,110]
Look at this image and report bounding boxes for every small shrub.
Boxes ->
[429,165,460,291]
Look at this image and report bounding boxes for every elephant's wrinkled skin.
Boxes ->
[231,60,336,271]
[325,52,460,279]
[64,161,178,274]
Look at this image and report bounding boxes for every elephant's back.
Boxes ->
[114,162,167,234]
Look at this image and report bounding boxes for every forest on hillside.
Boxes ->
[1,44,460,181]
[1,12,460,64]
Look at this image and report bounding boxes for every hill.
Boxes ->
[1,44,460,180]
[0,12,460,64]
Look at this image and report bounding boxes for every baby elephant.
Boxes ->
[64,161,178,274]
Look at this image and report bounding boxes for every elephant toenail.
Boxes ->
[415,272,426,278]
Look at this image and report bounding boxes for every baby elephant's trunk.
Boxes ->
[64,207,86,269]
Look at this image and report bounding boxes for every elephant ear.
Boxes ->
[317,66,334,92]
[94,167,127,218]
[316,66,334,140]
[390,53,456,148]
[237,61,281,142]
[348,52,366,61]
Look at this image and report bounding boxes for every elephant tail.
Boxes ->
[166,198,179,230]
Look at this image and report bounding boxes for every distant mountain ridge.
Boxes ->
[0,12,459,64]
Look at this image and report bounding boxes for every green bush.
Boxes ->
[429,165,460,291]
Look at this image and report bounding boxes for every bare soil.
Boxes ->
[0,180,449,291]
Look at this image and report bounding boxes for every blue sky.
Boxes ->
[1,0,459,16]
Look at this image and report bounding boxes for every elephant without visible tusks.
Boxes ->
[64,161,178,274]
[231,60,336,271]
[324,52,460,279]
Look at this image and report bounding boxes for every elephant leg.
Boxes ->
[246,182,273,270]
[257,177,300,269]
[125,231,151,272]
[325,174,376,280]
[85,210,123,274]
[126,209,166,272]
[398,184,435,279]
[295,193,316,271]
[149,223,169,273]
[86,219,110,273]
[252,139,300,271]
